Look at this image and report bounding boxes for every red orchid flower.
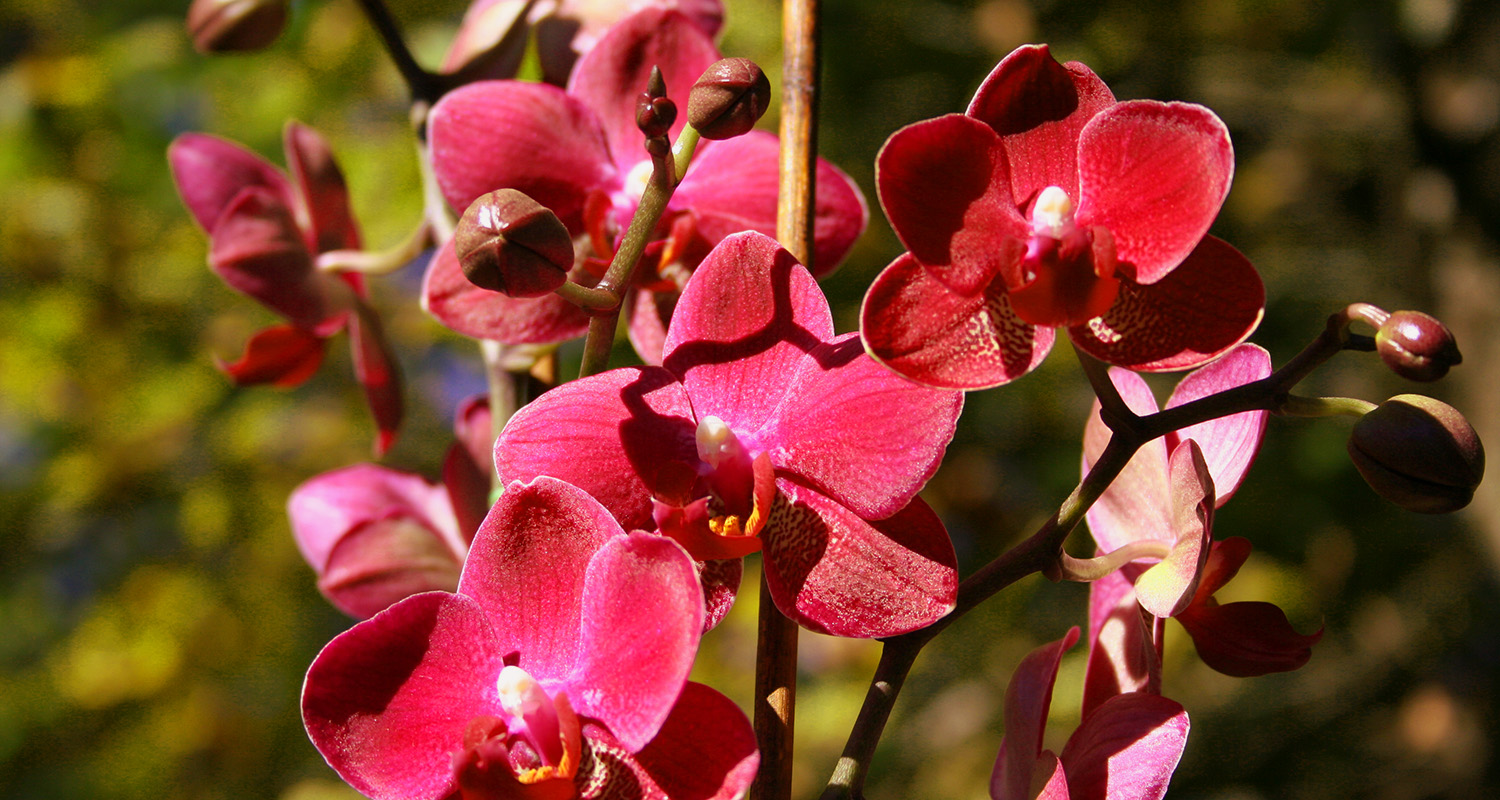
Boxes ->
[302,476,758,800]
[862,44,1264,390]
[992,628,1190,800]
[443,0,726,86]
[1081,346,1321,688]
[168,122,404,454]
[288,397,493,619]
[423,7,867,362]
[494,232,961,638]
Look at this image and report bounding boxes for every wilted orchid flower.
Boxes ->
[496,232,960,638]
[442,0,725,86]
[992,628,1190,800]
[168,122,404,453]
[302,476,758,800]
[862,44,1264,390]
[1081,345,1321,685]
[288,398,493,618]
[424,7,866,362]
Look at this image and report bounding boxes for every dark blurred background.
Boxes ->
[2,0,1498,797]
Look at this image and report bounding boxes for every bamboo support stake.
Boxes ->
[752,2,819,799]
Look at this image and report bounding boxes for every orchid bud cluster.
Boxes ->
[169,2,1486,799]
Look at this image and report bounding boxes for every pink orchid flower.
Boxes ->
[289,397,493,618]
[423,7,867,362]
[168,122,404,453]
[1081,345,1321,690]
[302,476,758,800]
[862,44,1264,390]
[495,232,961,638]
[992,628,1190,800]
[443,0,725,86]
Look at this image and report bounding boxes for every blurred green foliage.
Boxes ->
[2,0,1499,798]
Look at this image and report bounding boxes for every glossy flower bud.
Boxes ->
[187,0,288,53]
[688,58,770,140]
[1375,310,1463,382]
[454,189,573,298]
[638,66,677,140]
[1348,394,1484,513]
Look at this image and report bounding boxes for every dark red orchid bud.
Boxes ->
[187,0,288,53]
[1375,310,1463,382]
[454,189,573,298]
[1348,394,1484,514]
[637,96,678,141]
[688,58,770,140]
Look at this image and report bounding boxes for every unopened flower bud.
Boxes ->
[187,0,288,53]
[637,96,677,141]
[688,58,770,140]
[1376,310,1462,382]
[455,189,573,298]
[1348,394,1484,514]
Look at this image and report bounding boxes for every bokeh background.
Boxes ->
[3,0,1499,797]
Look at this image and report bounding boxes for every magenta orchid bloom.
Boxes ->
[169,122,404,453]
[424,7,867,362]
[495,232,961,638]
[1081,345,1321,688]
[862,44,1264,390]
[992,628,1190,800]
[302,476,758,800]
[289,397,493,618]
[443,0,725,86]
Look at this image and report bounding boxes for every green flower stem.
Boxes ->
[673,126,701,185]
[575,127,702,379]
[1060,539,1172,582]
[1074,342,1136,432]
[352,0,444,106]
[315,219,434,276]
[1281,394,1378,418]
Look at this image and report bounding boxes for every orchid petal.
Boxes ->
[676,132,868,276]
[209,186,349,334]
[567,8,720,173]
[349,300,404,456]
[215,323,326,387]
[316,518,468,620]
[991,627,1079,800]
[1164,344,1271,504]
[1192,536,1252,601]
[1069,235,1264,372]
[876,114,1027,295]
[422,237,593,343]
[443,396,495,541]
[284,121,361,252]
[458,477,623,683]
[762,482,956,638]
[496,367,697,531]
[766,332,961,519]
[663,232,834,431]
[168,133,295,234]
[1058,692,1189,800]
[441,0,530,81]
[1076,101,1233,284]
[861,253,1054,390]
[1081,570,1159,720]
[967,44,1115,208]
[699,558,742,632]
[303,592,502,800]
[571,532,702,750]
[630,681,759,800]
[288,462,463,570]
[1177,600,1322,677]
[1082,369,1169,554]
[1133,441,1214,619]
[429,80,615,228]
